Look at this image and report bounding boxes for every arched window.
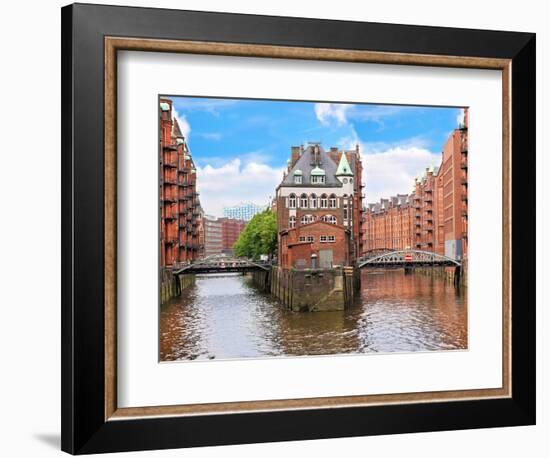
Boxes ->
[289,193,296,209]
[300,193,308,208]
[289,216,296,228]
[329,194,337,208]
[322,214,337,225]
[320,194,328,208]
[310,193,317,209]
[300,214,315,225]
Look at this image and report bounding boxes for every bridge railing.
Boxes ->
[357,249,461,268]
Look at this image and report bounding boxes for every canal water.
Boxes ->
[160,270,467,361]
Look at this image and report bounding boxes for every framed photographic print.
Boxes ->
[61,3,536,454]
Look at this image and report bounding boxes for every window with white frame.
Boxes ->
[289,216,296,228]
[300,194,308,208]
[322,214,337,225]
[294,175,302,184]
[313,175,326,184]
[310,193,317,209]
[320,235,336,243]
[320,194,328,208]
[328,235,336,242]
[307,235,314,242]
[329,194,337,208]
[289,193,296,208]
[300,214,315,225]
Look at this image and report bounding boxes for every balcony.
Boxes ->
[163,177,177,185]
[461,193,468,202]
[460,177,468,186]
[164,212,177,220]
[163,159,178,168]
[460,159,468,170]
[162,196,177,203]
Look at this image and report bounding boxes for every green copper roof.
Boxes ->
[336,153,353,176]
[310,166,325,176]
[160,102,170,112]
[293,169,303,176]
[176,138,184,145]
[184,154,191,160]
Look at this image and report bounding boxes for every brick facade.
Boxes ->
[276,143,364,269]
[159,98,204,267]
[362,109,468,261]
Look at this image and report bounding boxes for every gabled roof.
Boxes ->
[173,118,184,139]
[280,144,342,187]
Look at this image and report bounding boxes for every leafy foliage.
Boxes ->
[233,210,277,259]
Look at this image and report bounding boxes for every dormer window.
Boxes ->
[310,166,325,185]
[311,175,325,184]
[293,169,303,184]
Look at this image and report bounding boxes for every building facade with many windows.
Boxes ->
[159,98,204,268]
[203,215,247,257]
[362,109,468,261]
[276,143,364,269]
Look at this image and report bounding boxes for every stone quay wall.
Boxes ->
[413,261,467,288]
[160,268,195,305]
[268,266,359,312]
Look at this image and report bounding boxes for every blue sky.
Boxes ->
[167,96,464,216]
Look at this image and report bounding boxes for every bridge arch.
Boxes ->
[358,249,461,268]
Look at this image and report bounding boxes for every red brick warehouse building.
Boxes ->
[362,108,468,261]
[275,143,364,269]
[159,98,204,268]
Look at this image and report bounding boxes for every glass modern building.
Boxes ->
[223,202,267,221]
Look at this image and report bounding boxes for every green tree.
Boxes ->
[233,210,277,260]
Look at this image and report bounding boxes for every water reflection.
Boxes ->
[160,270,467,361]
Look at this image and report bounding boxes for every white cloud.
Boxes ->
[196,158,285,217]
[362,147,441,203]
[314,103,351,126]
[456,108,465,126]
[315,103,409,128]
[197,132,222,141]
[173,111,191,139]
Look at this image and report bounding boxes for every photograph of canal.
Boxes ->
[159,96,468,361]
